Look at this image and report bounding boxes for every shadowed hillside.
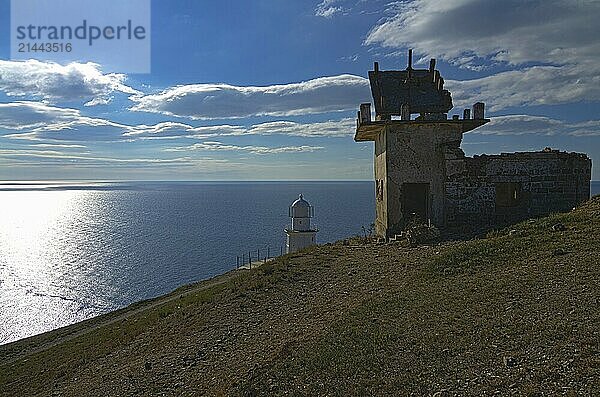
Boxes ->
[1,197,599,396]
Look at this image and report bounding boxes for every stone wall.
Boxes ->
[445,150,592,234]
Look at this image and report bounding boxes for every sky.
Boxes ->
[0,0,599,181]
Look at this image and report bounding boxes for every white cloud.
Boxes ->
[123,122,247,138]
[129,75,370,119]
[447,65,600,112]
[3,102,597,146]
[164,141,324,155]
[568,120,600,137]
[0,102,356,142]
[0,148,228,167]
[246,118,355,137]
[0,60,139,105]
[365,0,600,68]
[315,0,343,18]
[365,0,600,110]
[0,101,130,141]
[127,118,356,139]
[0,101,82,130]
[30,143,87,148]
[472,114,600,136]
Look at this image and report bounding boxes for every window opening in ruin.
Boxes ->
[495,182,522,208]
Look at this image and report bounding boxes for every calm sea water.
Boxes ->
[0,181,375,344]
[1,181,599,345]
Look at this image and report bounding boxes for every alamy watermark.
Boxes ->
[11,0,151,73]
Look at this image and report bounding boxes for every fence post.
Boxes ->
[237,256,239,269]
[257,248,260,263]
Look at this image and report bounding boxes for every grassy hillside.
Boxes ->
[1,197,599,396]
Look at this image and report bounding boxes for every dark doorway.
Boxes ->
[402,183,430,223]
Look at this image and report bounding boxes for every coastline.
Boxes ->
[0,181,376,344]
[1,197,598,395]
[0,268,239,366]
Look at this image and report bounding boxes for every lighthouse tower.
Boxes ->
[285,194,318,254]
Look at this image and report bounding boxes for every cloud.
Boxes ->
[0,148,229,167]
[30,143,87,148]
[246,118,355,137]
[0,60,139,105]
[3,102,597,147]
[0,102,356,142]
[129,75,370,119]
[472,114,600,136]
[315,0,343,18]
[365,0,600,68]
[164,141,324,155]
[127,118,356,139]
[567,120,600,137]
[364,0,600,110]
[0,101,130,141]
[123,122,247,138]
[339,54,359,63]
[0,101,82,130]
[447,65,600,112]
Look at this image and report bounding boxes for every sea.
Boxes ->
[1,181,599,345]
[0,181,375,344]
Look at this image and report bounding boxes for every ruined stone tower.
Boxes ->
[355,50,591,238]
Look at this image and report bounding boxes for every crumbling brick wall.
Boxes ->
[445,150,591,234]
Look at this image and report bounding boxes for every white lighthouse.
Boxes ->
[285,194,318,254]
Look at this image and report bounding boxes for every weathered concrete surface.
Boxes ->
[356,120,591,238]
[374,127,388,236]
[384,122,464,235]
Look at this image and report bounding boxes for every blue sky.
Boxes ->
[0,0,599,180]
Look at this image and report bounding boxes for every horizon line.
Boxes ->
[0,179,377,184]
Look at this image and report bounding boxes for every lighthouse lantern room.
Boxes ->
[285,194,318,254]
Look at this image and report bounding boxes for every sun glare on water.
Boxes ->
[0,190,106,344]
